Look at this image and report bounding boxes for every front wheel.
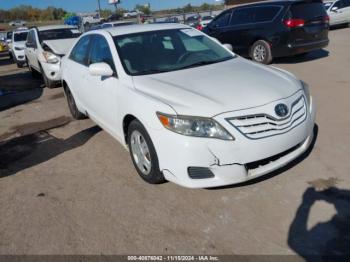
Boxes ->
[128,120,165,184]
[250,40,273,64]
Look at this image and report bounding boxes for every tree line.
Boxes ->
[0,5,67,22]
[0,1,261,23]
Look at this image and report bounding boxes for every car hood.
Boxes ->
[42,38,77,56]
[132,57,302,117]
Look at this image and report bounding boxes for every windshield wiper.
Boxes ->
[177,57,232,70]
[134,68,171,76]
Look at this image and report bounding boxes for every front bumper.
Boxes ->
[41,61,62,81]
[13,50,26,63]
[150,92,316,188]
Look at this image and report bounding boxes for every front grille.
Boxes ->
[188,167,215,179]
[245,143,301,171]
[226,96,307,139]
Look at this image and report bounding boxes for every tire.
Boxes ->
[127,120,165,184]
[40,66,56,89]
[250,40,273,65]
[16,62,24,68]
[64,86,87,120]
[28,64,41,78]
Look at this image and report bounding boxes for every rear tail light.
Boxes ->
[325,15,330,24]
[283,18,305,28]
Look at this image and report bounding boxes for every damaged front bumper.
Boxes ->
[149,94,316,188]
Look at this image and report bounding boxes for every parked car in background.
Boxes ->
[324,0,350,27]
[61,24,315,188]
[204,0,329,64]
[123,11,141,18]
[10,29,29,67]
[9,20,27,27]
[105,13,123,22]
[6,31,13,45]
[164,17,180,23]
[101,21,135,28]
[88,24,103,31]
[185,15,201,27]
[200,15,215,27]
[64,16,81,27]
[81,13,104,27]
[0,39,8,53]
[25,25,81,88]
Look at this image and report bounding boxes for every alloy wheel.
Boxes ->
[130,130,152,175]
[253,44,267,62]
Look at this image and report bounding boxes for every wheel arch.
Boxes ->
[123,114,138,144]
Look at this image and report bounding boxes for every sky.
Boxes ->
[0,0,223,12]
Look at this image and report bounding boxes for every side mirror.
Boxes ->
[223,43,233,52]
[331,6,339,12]
[89,62,114,77]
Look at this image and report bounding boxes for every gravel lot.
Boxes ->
[0,27,349,256]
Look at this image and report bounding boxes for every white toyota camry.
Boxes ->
[61,24,316,188]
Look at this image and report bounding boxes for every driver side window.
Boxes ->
[69,36,91,66]
[89,35,116,72]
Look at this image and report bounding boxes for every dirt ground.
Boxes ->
[0,27,349,257]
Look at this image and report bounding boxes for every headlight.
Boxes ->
[42,51,59,64]
[157,113,234,140]
[14,46,24,51]
[301,80,311,106]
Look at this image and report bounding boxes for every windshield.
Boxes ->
[14,32,28,42]
[114,28,234,76]
[38,28,81,43]
[323,2,333,10]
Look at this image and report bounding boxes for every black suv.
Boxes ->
[203,0,329,64]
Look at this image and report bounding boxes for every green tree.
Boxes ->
[135,4,151,15]
[99,9,112,18]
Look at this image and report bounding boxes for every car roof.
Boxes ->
[104,23,188,36]
[36,25,76,31]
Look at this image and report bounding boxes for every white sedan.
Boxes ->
[324,0,350,27]
[61,24,316,188]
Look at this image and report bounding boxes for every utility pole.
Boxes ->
[97,0,101,17]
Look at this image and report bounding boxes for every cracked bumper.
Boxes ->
[149,97,316,188]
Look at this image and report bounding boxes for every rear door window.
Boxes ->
[231,6,281,25]
[230,8,256,25]
[290,2,327,19]
[254,6,282,23]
